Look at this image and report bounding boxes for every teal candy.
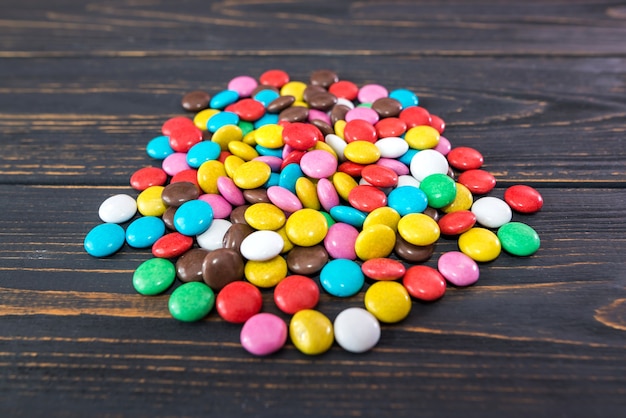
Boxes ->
[125,216,165,248]
[320,259,364,297]
[168,282,215,322]
[279,163,303,193]
[174,200,214,236]
[329,205,367,228]
[209,89,239,110]
[84,223,126,257]
[254,113,279,129]
[133,258,176,296]
[387,186,428,216]
[264,172,280,188]
[253,89,280,107]
[146,135,174,160]
[389,88,419,108]
[186,140,221,168]
[398,148,418,165]
[207,111,240,133]
[255,144,283,158]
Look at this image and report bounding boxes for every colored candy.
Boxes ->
[85,69,545,358]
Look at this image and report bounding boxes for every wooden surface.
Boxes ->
[1,0,626,416]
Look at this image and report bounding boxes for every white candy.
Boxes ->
[333,307,381,353]
[239,230,284,261]
[196,219,232,250]
[98,194,137,224]
[375,136,409,158]
[324,133,347,161]
[471,196,512,228]
[397,174,420,188]
[409,149,449,181]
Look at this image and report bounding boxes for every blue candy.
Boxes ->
[207,111,240,133]
[387,186,428,216]
[398,148,418,166]
[125,216,165,248]
[84,223,126,257]
[254,113,279,128]
[320,259,364,297]
[253,89,280,107]
[186,141,221,168]
[389,88,419,108]
[173,200,214,236]
[279,163,303,193]
[210,89,239,110]
[146,135,174,160]
[255,144,283,158]
[329,205,367,228]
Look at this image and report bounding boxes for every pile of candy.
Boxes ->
[84,69,543,356]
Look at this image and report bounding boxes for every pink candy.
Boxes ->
[240,313,287,356]
[300,150,337,179]
[437,251,480,287]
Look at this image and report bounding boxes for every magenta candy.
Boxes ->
[267,185,303,213]
[198,194,232,219]
[316,178,340,211]
[345,107,380,125]
[228,75,258,97]
[324,222,359,260]
[308,109,331,125]
[240,313,287,356]
[376,158,410,176]
[437,251,480,287]
[217,176,246,206]
[434,135,452,156]
[253,156,283,172]
[162,152,191,176]
[300,150,337,179]
[358,83,388,103]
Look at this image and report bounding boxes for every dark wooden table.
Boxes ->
[1,1,625,417]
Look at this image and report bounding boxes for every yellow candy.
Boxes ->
[224,155,245,178]
[285,208,328,247]
[343,140,381,165]
[242,130,257,146]
[244,255,288,288]
[232,160,271,189]
[404,125,440,150]
[441,182,473,213]
[292,100,309,108]
[197,160,226,194]
[193,108,220,131]
[458,227,502,262]
[136,186,166,217]
[397,213,440,246]
[280,81,308,102]
[295,177,320,210]
[355,224,396,261]
[211,124,243,151]
[363,206,401,232]
[244,203,286,231]
[254,124,284,149]
[314,141,338,159]
[331,172,358,201]
[334,120,346,139]
[228,140,258,161]
[289,309,334,355]
[275,225,294,253]
[364,281,411,323]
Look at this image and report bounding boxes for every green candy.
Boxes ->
[419,173,457,208]
[132,258,176,295]
[168,282,215,322]
[497,222,541,256]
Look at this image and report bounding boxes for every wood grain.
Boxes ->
[1,0,625,417]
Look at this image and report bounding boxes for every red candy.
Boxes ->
[361,258,406,281]
[168,126,203,153]
[328,80,359,101]
[216,281,263,323]
[130,167,168,191]
[161,116,195,136]
[374,117,407,138]
[361,165,398,188]
[281,150,306,169]
[152,233,194,258]
[504,185,544,214]
[438,210,476,235]
[170,168,199,187]
[343,119,378,143]
[398,106,431,128]
[338,161,365,177]
[402,265,446,302]
[282,122,322,150]
[348,185,387,213]
[447,146,484,171]
[457,169,497,195]
[274,275,320,314]
[259,69,290,88]
[230,98,266,122]
[429,114,446,134]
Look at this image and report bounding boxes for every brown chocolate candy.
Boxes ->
[286,245,329,275]
[279,106,309,122]
[162,206,177,230]
[243,188,270,204]
[202,248,245,291]
[372,97,402,118]
[310,70,339,88]
[176,248,209,282]
[267,95,295,113]
[222,223,255,253]
[161,182,200,207]
[423,207,440,222]
[330,104,350,125]
[303,85,326,103]
[394,236,434,263]
[229,204,251,224]
[311,119,334,137]
[181,90,211,112]
[307,92,337,111]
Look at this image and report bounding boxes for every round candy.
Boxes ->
[282,122,321,150]
[186,140,221,168]
[387,186,428,216]
[397,213,440,246]
[354,224,396,260]
[300,149,338,179]
[343,141,381,165]
[274,275,320,314]
[168,281,215,322]
[320,259,364,297]
[418,173,457,209]
[409,149,449,181]
[267,185,303,213]
[196,218,232,250]
[361,165,398,188]
[458,227,502,262]
[457,169,496,195]
[173,200,214,236]
[126,216,165,248]
[437,210,476,236]
[202,248,245,290]
[233,160,271,189]
[323,222,359,260]
[161,181,200,207]
[240,230,284,261]
[363,206,401,232]
[216,281,263,323]
[136,186,166,217]
[364,281,411,323]
[175,248,209,282]
[361,258,406,281]
[333,307,381,353]
[132,258,176,295]
[497,222,541,256]
[402,265,446,301]
[130,167,168,191]
[441,182,473,213]
[447,146,484,170]
[343,119,377,143]
[285,208,328,247]
[197,160,227,194]
[84,223,126,258]
[404,125,440,150]
[471,196,512,229]
[244,255,288,288]
[437,251,480,287]
[289,309,334,356]
[244,203,286,230]
[329,205,366,229]
[152,232,194,258]
[285,245,328,275]
[504,185,544,214]
[348,185,387,213]
[241,313,288,356]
